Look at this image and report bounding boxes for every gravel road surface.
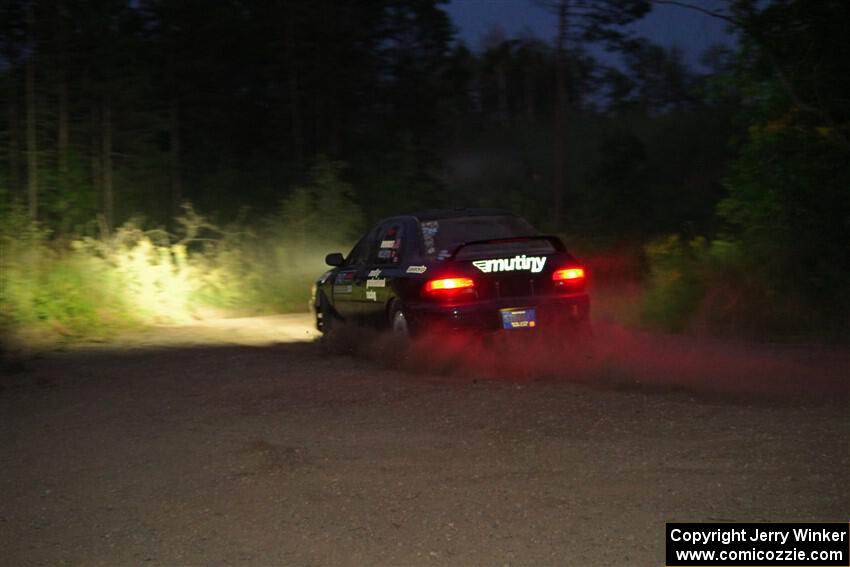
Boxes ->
[2,314,848,565]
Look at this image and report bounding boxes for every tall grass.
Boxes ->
[0,204,344,344]
[0,158,362,345]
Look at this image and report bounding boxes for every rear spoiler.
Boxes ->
[447,235,566,261]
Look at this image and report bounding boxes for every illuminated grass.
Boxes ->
[0,207,346,344]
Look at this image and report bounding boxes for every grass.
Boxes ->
[0,205,346,348]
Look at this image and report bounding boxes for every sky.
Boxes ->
[444,0,735,70]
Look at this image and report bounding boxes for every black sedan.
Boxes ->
[311,209,589,337]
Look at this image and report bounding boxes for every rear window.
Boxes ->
[419,215,548,260]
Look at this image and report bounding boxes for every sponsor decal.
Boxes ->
[368,269,381,278]
[421,221,438,255]
[473,255,547,274]
[366,278,386,288]
[333,272,354,293]
[366,290,377,301]
[405,265,427,274]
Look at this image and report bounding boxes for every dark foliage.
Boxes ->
[1,0,848,339]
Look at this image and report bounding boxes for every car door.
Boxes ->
[332,233,372,321]
[356,220,408,325]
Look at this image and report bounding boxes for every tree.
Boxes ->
[24,0,37,219]
[607,40,696,113]
[279,156,364,253]
[1,1,26,203]
[703,0,850,317]
[534,0,651,229]
[655,0,850,148]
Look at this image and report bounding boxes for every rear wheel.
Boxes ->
[570,318,593,339]
[389,301,410,338]
[558,319,594,358]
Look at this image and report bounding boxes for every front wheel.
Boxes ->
[316,293,335,334]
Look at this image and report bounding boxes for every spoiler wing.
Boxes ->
[447,235,566,261]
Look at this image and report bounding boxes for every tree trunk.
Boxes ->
[7,77,20,198]
[57,81,69,184]
[328,96,340,157]
[102,98,113,231]
[56,0,69,188]
[326,2,339,157]
[286,1,303,162]
[169,96,182,219]
[497,65,508,126]
[525,61,536,119]
[25,4,38,220]
[90,103,101,203]
[552,0,568,229]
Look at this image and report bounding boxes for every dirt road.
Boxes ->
[2,314,849,565]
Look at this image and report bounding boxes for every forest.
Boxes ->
[1,0,849,343]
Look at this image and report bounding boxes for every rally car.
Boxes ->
[311,208,589,337]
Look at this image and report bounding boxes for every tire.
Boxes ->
[316,293,335,334]
[570,319,593,339]
[388,301,410,338]
[559,318,594,354]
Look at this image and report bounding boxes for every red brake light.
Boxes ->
[552,267,585,281]
[424,277,475,293]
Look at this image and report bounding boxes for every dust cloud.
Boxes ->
[323,321,850,402]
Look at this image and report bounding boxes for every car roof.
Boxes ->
[406,208,514,222]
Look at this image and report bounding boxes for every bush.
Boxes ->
[0,155,368,344]
[0,205,137,340]
[640,234,706,332]
[640,232,848,340]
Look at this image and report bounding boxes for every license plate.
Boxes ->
[500,307,537,330]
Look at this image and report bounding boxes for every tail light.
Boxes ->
[423,277,475,298]
[552,266,586,291]
[552,267,585,281]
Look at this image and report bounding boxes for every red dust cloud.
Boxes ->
[322,246,849,402]
[324,322,850,403]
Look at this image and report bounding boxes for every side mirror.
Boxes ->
[325,252,344,267]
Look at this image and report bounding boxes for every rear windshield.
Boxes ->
[418,215,549,260]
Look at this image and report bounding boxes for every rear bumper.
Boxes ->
[406,293,589,334]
